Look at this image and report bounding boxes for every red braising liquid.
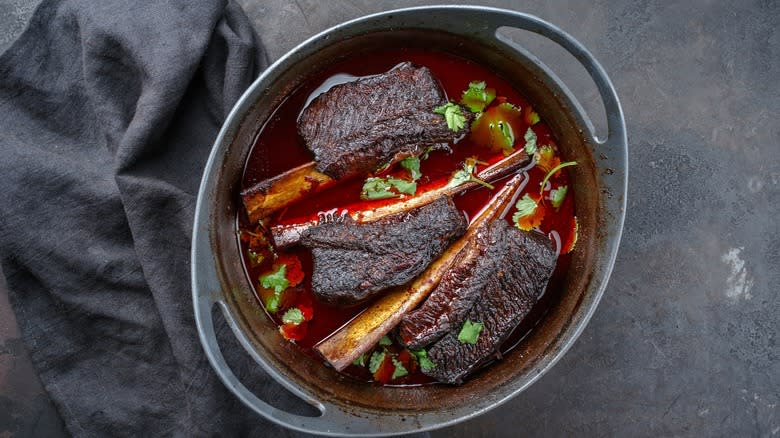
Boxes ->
[238,48,576,386]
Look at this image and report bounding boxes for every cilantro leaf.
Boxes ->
[386,177,416,195]
[529,110,540,125]
[460,81,496,113]
[550,185,568,210]
[418,355,436,371]
[352,354,367,367]
[514,194,538,220]
[400,157,422,181]
[361,177,396,200]
[411,349,437,371]
[264,294,280,313]
[260,265,290,313]
[433,102,466,132]
[513,193,545,231]
[445,158,494,190]
[379,335,393,346]
[391,357,409,379]
[524,127,537,155]
[457,319,484,344]
[281,307,304,325]
[368,351,386,373]
[261,265,289,294]
[361,176,417,200]
[445,167,472,189]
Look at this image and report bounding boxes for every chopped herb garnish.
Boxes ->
[550,185,568,210]
[391,357,409,379]
[524,127,537,155]
[352,354,367,367]
[457,319,484,345]
[514,194,538,219]
[411,349,437,371]
[368,351,386,374]
[540,161,578,195]
[264,294,281,313]
[281,307,305,325]
[400,156,422,181]
[379,335,393,346]
[260,264,289,293]
[361,177,395,200]
[512,193,545,231]
[259,264,289,313]
[446,158,494,190]
[529,110,540,125]
[386,177,416,195]
[460,81,496,113]
[361,176,417,200]
[433,102,466,132]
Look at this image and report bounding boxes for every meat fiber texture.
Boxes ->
[299,197,467,306]
[297,62,470,180]
[408,220,556,384]
[399,229,494,349]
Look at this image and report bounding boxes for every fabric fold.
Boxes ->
[0,0,312,435]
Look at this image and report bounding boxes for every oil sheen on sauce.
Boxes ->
[238,48,576,386]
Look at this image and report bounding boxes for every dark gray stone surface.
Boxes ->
[1,0,777,436]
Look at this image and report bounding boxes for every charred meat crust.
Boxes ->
[299,197,467,306]
[405,221,556,384]
[297,62,470,180]
[399,230,492,349]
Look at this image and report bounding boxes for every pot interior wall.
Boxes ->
[209,29,601,413]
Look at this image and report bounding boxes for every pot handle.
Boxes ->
[194,286,381,435]
[193,291,320,425]
[484,10,627,150]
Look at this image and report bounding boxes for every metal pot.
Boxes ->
[192,5,627,436]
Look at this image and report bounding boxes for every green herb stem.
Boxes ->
[540,161,578,195]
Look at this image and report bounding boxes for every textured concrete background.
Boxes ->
[1,0,778,436]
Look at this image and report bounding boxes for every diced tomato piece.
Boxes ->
[276,253,304,286]
[372,355,395,384]
[279,321,308,341]
[397,349,416,374]
[298,302,314,321]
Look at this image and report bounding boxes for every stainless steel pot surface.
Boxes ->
[192,5,627,436]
